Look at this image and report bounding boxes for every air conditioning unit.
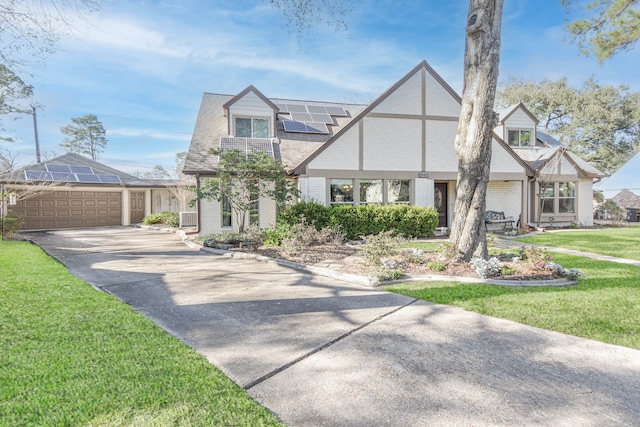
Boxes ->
[179,211,197,227]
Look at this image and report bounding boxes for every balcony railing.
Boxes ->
[219,137,276,159]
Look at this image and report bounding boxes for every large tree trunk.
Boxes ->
[449,0,503,262]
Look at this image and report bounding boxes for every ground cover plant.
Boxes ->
[516,227,640,261]
[0,240,282,427]
[384,253,640,350]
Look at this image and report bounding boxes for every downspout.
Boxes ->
[195,173,201,234]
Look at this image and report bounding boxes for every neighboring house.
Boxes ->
[183,60,604,235]
[1,153,195,230]
[611,189,640,222]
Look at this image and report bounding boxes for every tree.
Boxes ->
[448,0,504,262]
[60,114,108,161]
[142,165,171,179]
[496,77,640,175]
[0,65,34,142]
[196,149,298,233]
[563,0,640,62]
[270,0,504,261]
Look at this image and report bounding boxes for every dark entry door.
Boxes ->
[130,191,145,224]
[434,183,447,227]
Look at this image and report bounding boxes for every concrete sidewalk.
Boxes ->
[27,227,640,426]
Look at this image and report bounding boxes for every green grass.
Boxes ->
[516,227,640,260]
[384,252,640,350]
[0,240,282,427]
[399,241,441,251]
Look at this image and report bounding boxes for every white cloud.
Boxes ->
[108,127,192,142]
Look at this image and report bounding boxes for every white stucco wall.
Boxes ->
[228,91,275,136]
[298,177,327,205]
[307,125,359,170]
[199,198,222,235]
[363,117,422,171]
[490,140,527,173]
[425,121,458,171]
[425,71,461,117]
[372,71,422,115]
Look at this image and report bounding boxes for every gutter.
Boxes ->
[195,173,201,234]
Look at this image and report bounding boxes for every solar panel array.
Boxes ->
[282,120,329,134]
[276,103,348,135]
[219,137,275,158]
[24,163,122,184]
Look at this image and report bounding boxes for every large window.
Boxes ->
[508,129,532,147]
[249,185,259,226]
[235,117,269,138]
[359,179,383,204]
[388,179,410,204]
[330,179,354,204]
[222,195,232,227]
[330,178,411,205]
[540,182,575,214]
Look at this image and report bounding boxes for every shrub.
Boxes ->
[142,213,163,225]
[280,221,345,254]
[469,257,502,278]
[373,267,404,282]
[141,211,179,227]
[426,261,447,272]
[358,231,406,267]
[2,211,23,238]
[278,203,438,240]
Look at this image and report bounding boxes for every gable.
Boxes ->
[424,68,461,117]
[371,70,422,115]
[503,108,537,130]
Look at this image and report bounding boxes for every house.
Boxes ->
[183,60,604,235]
[1,152,195,230]
[611,189,640,222]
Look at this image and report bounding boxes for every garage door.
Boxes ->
[11,190,122,230]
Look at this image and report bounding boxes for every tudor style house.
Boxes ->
[183,60,604,235]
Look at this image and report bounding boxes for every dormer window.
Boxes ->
[508,129,532,147]
[235,117,269,138]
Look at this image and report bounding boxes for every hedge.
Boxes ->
[278,202,438,240]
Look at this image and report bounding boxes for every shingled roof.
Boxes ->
[182,92,366,175]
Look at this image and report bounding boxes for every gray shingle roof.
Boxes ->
[182,92,366,174]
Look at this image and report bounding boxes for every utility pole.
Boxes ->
[32,105,41,163]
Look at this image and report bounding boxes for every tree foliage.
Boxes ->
[497,76,640,175]
[60,114,108,161]
[0,65,34,142]
[563,0,640,62]
[196,149,298,233]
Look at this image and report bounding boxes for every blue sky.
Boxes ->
[6,0,640,189]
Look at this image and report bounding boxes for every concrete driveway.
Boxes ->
[27,226,640,426]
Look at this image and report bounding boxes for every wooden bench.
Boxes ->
[485,210,516,231]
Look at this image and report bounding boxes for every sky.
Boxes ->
[5,0,640,189]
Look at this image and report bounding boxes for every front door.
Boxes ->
[434,183,447,227]
[129,191,145,224]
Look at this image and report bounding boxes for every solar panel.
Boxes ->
[325,106,348,116]
[311,113,334,124]
[282,120,308,132]
[98,174,122,184]
[290,112,313,122]
[276,103,289,113]
[24,170,52,181]
[50,172,78,182]
[70,165,93,174]
[306,105,327,114]
[286,104,307,113]
[282,120,329,134]
[76,173,101,183]
[304,122,329,134]
[46,164,71,173]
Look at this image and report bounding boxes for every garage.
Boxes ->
[12,190,122,230]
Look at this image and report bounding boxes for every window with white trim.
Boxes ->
[508,129,532,147]
[330,179,354,204]
[235,117,269,138]
[330,179,412,205]
[540,182,575,214]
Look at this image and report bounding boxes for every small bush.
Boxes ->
[426,261,447,272]
[142,213,163,225]
[374,268,404,282]
[470,257,502,278]
[2,211,23,238]
[500,265,516,276]
[358,231,406,267]
[277,201,331,230]
[141,211,179,227]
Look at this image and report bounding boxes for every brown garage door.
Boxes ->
[11,190,122,230]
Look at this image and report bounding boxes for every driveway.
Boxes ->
[27,227,640,426]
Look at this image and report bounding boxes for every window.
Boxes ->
[359,179,383,204]
[330,179,354,204]
[540,182,575,214]
[222,195,232,227]
[388,179,410,204]
[558,182,575,213]
[541,184,555,213]
[235,118,269,138]
[508,129,531,147]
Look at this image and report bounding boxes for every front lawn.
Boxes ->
[516,227,640,261]
[0,240,282,427]
[384,253,640,350]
